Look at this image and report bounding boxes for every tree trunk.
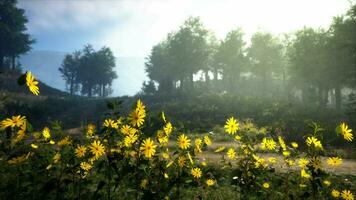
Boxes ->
[69,78,74,95]
[335,84,341,110]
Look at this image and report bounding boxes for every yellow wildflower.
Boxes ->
[206,179,215,186]
[1,115,26,129]
[338,123,353,142]
[90,140,105,159]
[86,124,96,137]
[128,109,145,127]
[80,162,92,171]
[291,142,298,148]
[31,144,38,149]
[214,146,225,153]
[58,136,72,146]
[164,122,173,135]
[178,156,186,168]
[263,182,270,189]
[327,157,342,167]
[332,189,340,198]
[301,169,311,179]
[204,135,212,146]
[261,137,276,150]
[140,138,157,158]
[298,158,309,168]
[191,167,202,179]
[278,136,286,150]
[42,127,51,140]
[53,153,61,163]
[103,119,118,129]
[75,145,87,158]
[224,117,239,134]
[26,71,40,95]
[226,148,236,159]
[323,180,331,186]
[341,190,354,200]
[177,134,190,150]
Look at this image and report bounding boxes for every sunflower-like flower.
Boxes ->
[0,115,26,129]
[341,190,354,200]
[128,109,145,127]
[332,189,340,198]
[298,158,309,168]
[306,136,323,149]
[103,119,119,129]
[327,157,342,167]
[177,134,191,150]
[224,117,239,134]
[261,137,276,150]
[42,127,51,140]
[337,122,353,142]
[191,167,202,179]
[206,179,215,186]
[26,71,40,95]
[164,122,173,135]
[140,138,157,158]
[263,182,270,189]
[80,162,92,171]
[90,140,105,159]
[204,135,212,146]
[86,124,96,137]
[226,148,236,159]
[75,145,87,158]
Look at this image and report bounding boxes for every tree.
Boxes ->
[214,29,246,93]
[140,80,156,95]
[168,17,210,91]
[0,0,34,70]
[59,51,81,95]
[59,45,117,97]
[247,32,284,96]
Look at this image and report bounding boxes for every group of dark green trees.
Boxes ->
[0,0,34,71]
[59,45,117,97]
[144,5,356,110]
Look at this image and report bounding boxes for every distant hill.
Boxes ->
[19,50,146,96]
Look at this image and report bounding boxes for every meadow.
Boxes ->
[0,72,355,200]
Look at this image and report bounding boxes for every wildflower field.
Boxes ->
[0,72,354,200]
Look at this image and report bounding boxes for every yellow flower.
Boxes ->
[164,122,173,135]
[164,173,169,179]
[87,124,96,137]
[311,157,322,170]
[261,137,276,150]
[341,190,354,200]
[124,134,138,147]
[178,156,186,168]
[338,122,353,142]
[49,140,55,145]
[128,109,145,127]
[103,119,118,129]
[323,180,331,186]
[42,127,51,140]
[177,134,190,150]
[278,136,286,150]
[224,117,239,134]
[191,167,202,179]
[157,131,169,145]
[136,99,146,114]
[53,152,61,163]
[204,135,212,146]
[26,71,40,95]
[234,135,241,141]
[206,179,215,186]
[90,140,105,159]
[120,125,137,135]
[80,162,92,171]
[1,115,26,129]
[301,169,311,179]
[226,148,236,159]
[58,136,72,146]
[298,158,309,168]
[282,151,291,157]
[140,138,157,158]
[263,182,270,189]
[268,157,277,163]
[291,142,298,148]
[332,189,340,198]
[75,145,87,158]
[299,184,307,188]
[306,136,323,149]
[285,159,295,166]
[31,144,38,149]
[327,157,342,167]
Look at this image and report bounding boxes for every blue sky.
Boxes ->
[17,0,352,95]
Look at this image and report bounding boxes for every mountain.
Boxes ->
[19,50,146,96]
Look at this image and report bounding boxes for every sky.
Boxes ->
[18,0,352,95]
